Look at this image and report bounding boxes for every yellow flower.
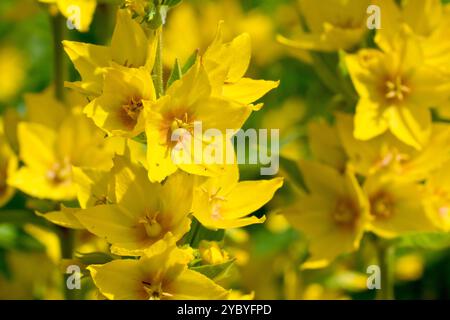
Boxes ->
[37,166,117,229]
[88,245,228,300]
[193,164,283,230]
[199,241,229,265]
[278,0,370,52]
[0,119,18,207]
[39,0,97,32]
[374,0,450,74]
[308,119,347,172]
[203,23,279,107]
[63,9,157,95]
[0,46,25,103]
[395,253,424,282]
[145,60,252,182]
[364,174,436,238]
[84,64,156,137]
[37,141,144,229]
[424,163,450,231]
[283,161,369,268]
[336,112,450,181]
[164,0,282,67]
[261,98,306,162]
[346,39,450,149]
[8,89,115,200]
[74,157,193,256]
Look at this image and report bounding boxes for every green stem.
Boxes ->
[51,13,66,101]
[311,52,357,106]
[153,29,164,98]
[51,12,75,300]
[59,227,77,300]
[377,239,395,300]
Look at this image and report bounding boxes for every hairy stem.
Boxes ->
[52,12,76,300]
[153,29,164,98]
[377,239,395,300]
[51,13,66,101]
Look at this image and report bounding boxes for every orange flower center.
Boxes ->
[46,159,72,185]
[120,96,143,129]
[140,210,163,238]
[384,75,410,103]
[370,191,394,218]
[333,197,359,226]
[142,281,172,300]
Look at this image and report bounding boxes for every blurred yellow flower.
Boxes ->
[261,98,306,162]
[0,46,25,103]
[336,112,450,181]
[278,0,370,52]
[364,174,436,238]
[283,161,370,268]
[346,39,450,149]
[39,0,97,32]
[8,88,116,200]
[164,0,282,67]
[394,253,424,282]
[0,119,18,207]
[424,163,450,231]
[308,119,347,172]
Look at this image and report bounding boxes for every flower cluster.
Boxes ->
[0,5,282,299]
[280,0,450,269]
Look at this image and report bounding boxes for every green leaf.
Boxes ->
[0,225,46,252]
[0,209,54,230]
[132,132,147,144]
[75,252,115,265]
[182,218,225,248]
[163,0,182,7]
[166,58,182,89]
[0,248,11,280]
[182,50,198,74]
[393,232,450,250]
[191,259,234,281]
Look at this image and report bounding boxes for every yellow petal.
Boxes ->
[195,97,252,131]
[387,104,431,150]
[168,269,229,300]
[111,9,156,70]
[62,40,109,95]
[17,122,56,170]
[220,178,284,219]
[75,204,143,246]
[222,78,279,105]
[24,87,66,129]
[88,260,146,300]
[354,99,389,141]
[112,156,158,215]
[36,205,84,229]
[56,0,97,32]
